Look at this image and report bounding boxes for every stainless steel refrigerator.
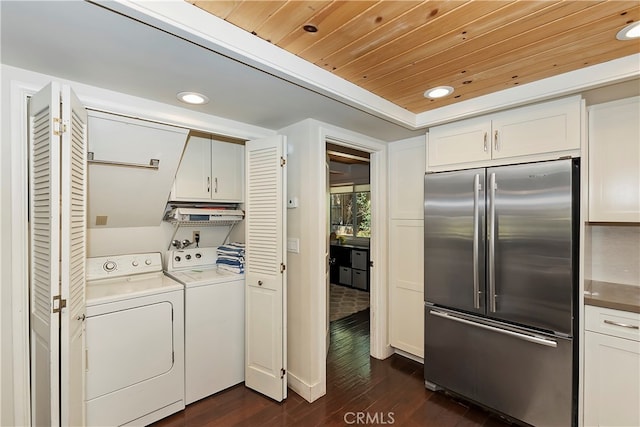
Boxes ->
[424,159,579,426]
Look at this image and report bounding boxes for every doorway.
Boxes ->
[326,143,371,330]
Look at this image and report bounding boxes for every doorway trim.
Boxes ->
[9,79,34,426]
[319,125,392,372]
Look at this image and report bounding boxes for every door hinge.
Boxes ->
[280,157,286,167]
[369,260,374,268]
[53,117,66,136]
[280,368,286,379]
[52,295,67,313]
[280,263,286,273]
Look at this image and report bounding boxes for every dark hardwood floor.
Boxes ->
[152,309,511,426]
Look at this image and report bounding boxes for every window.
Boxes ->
[330,185,370,238]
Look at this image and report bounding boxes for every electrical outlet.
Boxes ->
[193,231,200,242]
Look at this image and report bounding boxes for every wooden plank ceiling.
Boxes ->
[189,1,640,114]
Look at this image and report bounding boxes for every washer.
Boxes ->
[85,252,184,427]
[165,247,245,405]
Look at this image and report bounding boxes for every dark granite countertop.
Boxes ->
[330,243,369,250]
[584,280,640,314]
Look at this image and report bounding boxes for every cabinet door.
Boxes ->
[588,96,640,222]
[427,116,491,167]
[491,96,581,160]
[389,137,425,219]
[173,134,212,200]
[584,331,640,427]
[389,220,424,357]
[211,139,244,202]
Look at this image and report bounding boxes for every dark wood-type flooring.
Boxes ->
[152,309,511,426]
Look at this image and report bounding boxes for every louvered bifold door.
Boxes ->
[244,135,287,402]
[29,82,62,427]
[29,83,87,427]
[59,85,87,426]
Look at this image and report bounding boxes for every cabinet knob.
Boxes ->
[258,280,263,286]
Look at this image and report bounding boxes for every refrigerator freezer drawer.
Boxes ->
[425,308,574,426]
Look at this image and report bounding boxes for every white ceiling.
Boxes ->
[1,1,637,142]
[0,0,421,141]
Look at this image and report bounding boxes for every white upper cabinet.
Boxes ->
[588,96,640,222]
[171,134,245,202]
[428,116,491,168]
[388,137,426,220]
[491,96,581,159]
[427,96,581,170]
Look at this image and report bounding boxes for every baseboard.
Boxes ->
[287,372,325,403]
[393,348,424,364]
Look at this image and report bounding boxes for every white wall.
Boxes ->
[87,224,234,257]
[585,225,640,286]
[278,119,323,401]
[278,118,389,402]
[0,63,274,426]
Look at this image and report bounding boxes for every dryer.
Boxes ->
[85,252,184,426]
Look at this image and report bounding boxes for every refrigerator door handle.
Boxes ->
[429,310,558,348]
[488,172,497,313]
[472,174,481,310]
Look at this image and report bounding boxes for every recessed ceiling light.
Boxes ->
[616,21,640,40]
[177,91,209,105]
[424,86,454,99]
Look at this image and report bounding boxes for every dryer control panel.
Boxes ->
[86,252,162,280]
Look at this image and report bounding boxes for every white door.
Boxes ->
[29,83,87,426]
[244,135,287,402]
[59,85,88,426]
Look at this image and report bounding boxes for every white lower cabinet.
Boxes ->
[584,305,640,427]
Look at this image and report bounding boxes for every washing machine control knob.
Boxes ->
[145,259,152,265]
[174,256,181,262]
[185,254,192,260]
[132,261,139,267]
[195,253,202,259]
[103,261,117,272]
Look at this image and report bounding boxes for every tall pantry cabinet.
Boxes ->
[388,137,425,358]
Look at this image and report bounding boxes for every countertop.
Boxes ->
[584,280,640,314]
[330,243,369,250]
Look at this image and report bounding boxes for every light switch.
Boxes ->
[287,238,300,253]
